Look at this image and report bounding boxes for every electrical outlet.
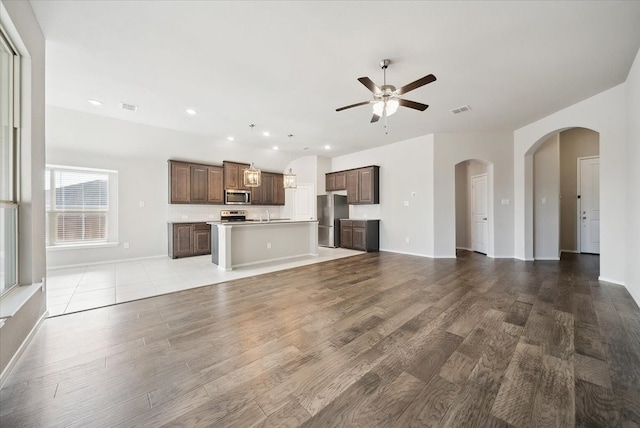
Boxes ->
[405,237,410,243]
[139,201,145,208]
[181,215,188,219]
[404,201,409,207]
[267,242,272,249]
[124,242,130,249]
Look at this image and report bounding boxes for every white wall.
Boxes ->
[46,106,297,267]
[331,135,435,257]
[533,134,560,260]
[625,47,640,304]
[514,84,627,284]
[433,132,514,258]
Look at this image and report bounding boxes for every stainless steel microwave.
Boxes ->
[225,189,251,205]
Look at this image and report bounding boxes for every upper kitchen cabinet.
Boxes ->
[207,166,224,204]
[168,160,224,204]
[326,171,347,191]
[170,161,191,203]
[223,161,250,190]
[251,172,285,206]
[329,166,379,204]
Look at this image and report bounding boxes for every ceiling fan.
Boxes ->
[336,59,436,123]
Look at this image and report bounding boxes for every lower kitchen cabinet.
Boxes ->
[340,219,380,252]
[168,222,211,258]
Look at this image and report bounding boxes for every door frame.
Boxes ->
[576,155,600,254]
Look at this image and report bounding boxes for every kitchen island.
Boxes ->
[208,220,319,270]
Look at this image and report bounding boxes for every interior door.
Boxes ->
[579,157,600,254]
[294,184,315,221]
[471,174,488,254]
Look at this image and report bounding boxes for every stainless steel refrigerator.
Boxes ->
[317,194,349,247]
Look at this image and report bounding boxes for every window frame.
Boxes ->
[0,26,19,297]
[45,165,119,249]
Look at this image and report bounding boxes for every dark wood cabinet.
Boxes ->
[169,161,224,205]
[326,171,347,191]
[326,166,379,204]
[251,172,285,206]
[223,161,250,190]
[190,164,208,203]
[168,222,211,259]
[346,170,359,204]
[170,161,191,203]
[340,219,379,252]
[357,166,378,204]
[207,166,224,203]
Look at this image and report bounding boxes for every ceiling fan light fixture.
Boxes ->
[372,99,399,117]
[243,162,261,187]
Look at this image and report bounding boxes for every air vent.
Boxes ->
[120,102,138,112]
[450,105,471,114]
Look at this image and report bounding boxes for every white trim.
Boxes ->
[47,242,119,252]
[534,257,561,261]
[47,254,167,271]
[0,310,48,388]
[598,276,625,286]
[46,164,118,174]
[0,282,43,319]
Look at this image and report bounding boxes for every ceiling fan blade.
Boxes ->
[336,100,371,112]
[370,114,380,123]
[398,99,429,111]
[397,74,436,95]
[358,77,382,95]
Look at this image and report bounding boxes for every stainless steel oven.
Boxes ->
[224,189,251,205]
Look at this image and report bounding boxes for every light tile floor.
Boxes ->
[46,247,361,316]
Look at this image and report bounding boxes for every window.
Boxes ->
[45,166,118,247]
[0,28,18,296]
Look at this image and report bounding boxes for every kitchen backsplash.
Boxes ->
[167,204,285,222]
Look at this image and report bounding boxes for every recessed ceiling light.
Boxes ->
[227,136,235,141]
[263,131,270,137]
[272,146,279,150]
[185,108,197,115]
[88,99,103,106]
[324,145,331,150]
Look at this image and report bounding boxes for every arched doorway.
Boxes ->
[527,127,600,260]
[455,159,493,257]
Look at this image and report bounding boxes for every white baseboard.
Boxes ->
[47,254,168,271]
[598,276,625,286]
[0,310,48,388]
[534,257,561,261]
[560,249,580,254]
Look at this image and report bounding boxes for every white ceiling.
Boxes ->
[30,1,640,157]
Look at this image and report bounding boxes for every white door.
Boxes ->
[294,184,315,221]
[579,157,600,254]
[471,174,488,254]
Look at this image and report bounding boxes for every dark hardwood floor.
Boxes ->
[1,251,639,427]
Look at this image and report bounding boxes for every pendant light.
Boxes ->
[243,124,262,187]
[243,162,261,187]
[284,134,297,189]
